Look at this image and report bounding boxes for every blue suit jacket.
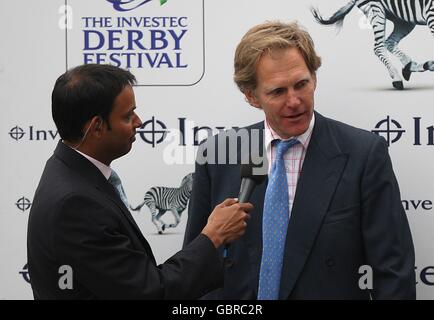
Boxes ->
[183,112,416,299]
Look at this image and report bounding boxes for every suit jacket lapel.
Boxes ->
[245,176,267,286]
[97,179,150,238]
[239,122,269,286]
[279,112,348,299]
[54,141,153,258]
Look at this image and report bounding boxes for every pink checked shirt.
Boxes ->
[264,113,315,212]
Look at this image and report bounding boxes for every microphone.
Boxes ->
[223,163,267,260]
[238,163,267,203]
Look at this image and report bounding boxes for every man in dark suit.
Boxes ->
[27,64,253,299]
[183,21,416,299]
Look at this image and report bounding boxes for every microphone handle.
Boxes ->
[224,178,255,259]
[238,178,255,203]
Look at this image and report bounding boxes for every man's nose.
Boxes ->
[135,115,143,128]
[285,90,301,107]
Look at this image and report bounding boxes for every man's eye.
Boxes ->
[271,88,285,95]
[295,80,308,89]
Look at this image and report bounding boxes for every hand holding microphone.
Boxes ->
[203,164,266,251]
[201,163,266,248]
[202,199,253,248]
[238,162,267,203]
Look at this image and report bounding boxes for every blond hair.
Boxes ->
[234,21,322,93]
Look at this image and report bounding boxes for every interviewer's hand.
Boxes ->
[201,198,253,248]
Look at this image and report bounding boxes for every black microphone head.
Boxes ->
[240,163,267,185]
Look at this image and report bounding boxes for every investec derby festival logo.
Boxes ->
[65,0,204,86]
[107,0,168,11]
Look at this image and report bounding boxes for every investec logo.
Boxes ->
[371,116,434,146]
[65,0,204,86]
[107,1,168,11]
[9,126,59,142]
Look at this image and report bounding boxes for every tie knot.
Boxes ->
[108,170,121,187]
[275,139,299,158]
[108,170,129,207]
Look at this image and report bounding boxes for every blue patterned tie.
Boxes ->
[108,170,129,208]
[258,139,299,300]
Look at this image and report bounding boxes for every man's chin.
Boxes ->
[279,122,310,138]
[117,145,133,159]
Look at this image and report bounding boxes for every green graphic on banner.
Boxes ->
[160,0,167,5]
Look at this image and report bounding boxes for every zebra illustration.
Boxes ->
[130,173,194,234]
[311,0,434,89]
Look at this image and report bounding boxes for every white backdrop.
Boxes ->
[1,0,433,299]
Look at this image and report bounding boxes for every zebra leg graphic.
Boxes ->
[423,61,434,71]
[155,209,168,233]
[147,201,164,234]
[424,5,434,72]
[426,0,434,37]
[367,7,404,89]
[167,208,181,228]
[384,20,424,81]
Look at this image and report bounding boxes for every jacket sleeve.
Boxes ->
[183,142,213,248]
[53,193,223,299]
[360,136,416,299]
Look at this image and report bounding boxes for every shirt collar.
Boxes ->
[64,142,112,180]
[264,112,315,151]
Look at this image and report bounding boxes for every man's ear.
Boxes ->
[244,89,261,109]
[87,116,103,138]
[94,117,103,131]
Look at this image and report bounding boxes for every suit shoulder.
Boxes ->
[323,115,385,145]
[200,121,263,144]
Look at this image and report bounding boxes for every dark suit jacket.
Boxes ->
[27,141,223,299]
[183,112,416,299]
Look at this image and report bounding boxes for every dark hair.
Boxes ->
[52,64,136,141]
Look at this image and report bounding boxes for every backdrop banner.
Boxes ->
[1,0,432,299]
